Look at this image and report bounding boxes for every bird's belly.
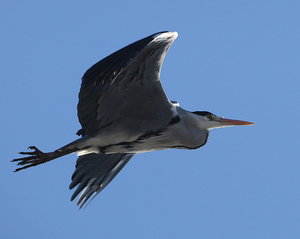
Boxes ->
[102,141,167,154]
[75,125,206,156]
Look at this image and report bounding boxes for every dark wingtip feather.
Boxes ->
[69,153,134,207]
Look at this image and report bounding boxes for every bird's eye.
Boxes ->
[207,114,212,120]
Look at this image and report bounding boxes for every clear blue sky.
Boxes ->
[1,1,300,238]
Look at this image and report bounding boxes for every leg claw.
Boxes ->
[12,146,47,171]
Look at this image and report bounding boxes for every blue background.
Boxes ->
[1,1,299,238]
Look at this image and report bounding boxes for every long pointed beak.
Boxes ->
[218,118,255,126]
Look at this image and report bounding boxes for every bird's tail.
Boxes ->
[12,146,78,172]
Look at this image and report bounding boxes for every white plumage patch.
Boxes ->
[152,31,178,42]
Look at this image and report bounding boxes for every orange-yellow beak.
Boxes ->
[218,118,255,126]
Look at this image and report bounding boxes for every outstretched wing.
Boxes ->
[70,153,134,208]
[70,32,178,207]
[77,31,178,136]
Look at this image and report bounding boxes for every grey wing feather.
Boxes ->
[70,153,134,208]
[78,31,178,136]
[70,32,178,208]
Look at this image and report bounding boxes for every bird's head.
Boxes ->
[192,111,254,130]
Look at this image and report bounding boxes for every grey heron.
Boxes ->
[12,31,254,208]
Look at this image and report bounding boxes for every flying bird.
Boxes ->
[12,31,254,208]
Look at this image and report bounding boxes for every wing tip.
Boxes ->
[152,31,178,41]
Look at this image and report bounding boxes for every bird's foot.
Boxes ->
[12,146,54,172]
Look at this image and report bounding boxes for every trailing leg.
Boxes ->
[12,146,77,172]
